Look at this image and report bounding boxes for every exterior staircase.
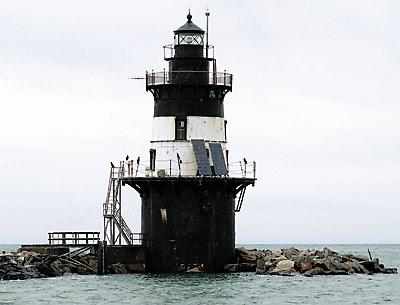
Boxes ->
[103,162,134,245]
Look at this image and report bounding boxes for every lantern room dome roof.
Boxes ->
[174,11,204,34]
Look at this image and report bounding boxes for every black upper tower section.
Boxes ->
[146,12,232,118]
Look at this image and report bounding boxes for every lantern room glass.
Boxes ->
[175,34,204,45]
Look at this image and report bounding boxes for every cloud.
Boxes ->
[1,0,399,243]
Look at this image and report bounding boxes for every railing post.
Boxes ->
[253,161,256,179]
[48,233,51,245]
[224,70,226,86]
[163,68,166,84]
[152,69,154,85]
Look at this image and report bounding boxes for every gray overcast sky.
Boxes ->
[1,0,399,244]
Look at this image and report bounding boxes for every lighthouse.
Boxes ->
[104,11,256,273]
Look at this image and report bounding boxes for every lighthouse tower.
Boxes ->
[121,12,256,272]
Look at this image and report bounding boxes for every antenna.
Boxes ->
[205,6,210,58]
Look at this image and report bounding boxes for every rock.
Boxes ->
[224,264,239,272]
[109,262,127,274]
[282,247,300,260]
[304,267,325,277]
[322,247,337,257]
[3,271,29,281]
[235,247,264,264]
[256,258,265,271]
[294,256,313,272]
[351,255,370,262]
[62,266,72,274]
[125,263,146,273]
[300,261,314,273]
[273,260,295,273]
[313,259,331,272]
[351,261,371,274]
[360,260,380,273]
[88,258,98,270]
[381,268,398,274]
[186,266,203,273]
[22,252,45,266]
[238,263,256,272]
[330,259,348,272]
[271,255,288,264]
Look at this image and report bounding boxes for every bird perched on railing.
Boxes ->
[126,155,129,161]
[110,162,115,168]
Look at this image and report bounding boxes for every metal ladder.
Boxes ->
[235,186,247,212]
[103,162,134,245]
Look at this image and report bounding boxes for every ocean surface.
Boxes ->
[1,244,399,305]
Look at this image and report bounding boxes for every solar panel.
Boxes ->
[209,142,228,176]
[191,139,212,176]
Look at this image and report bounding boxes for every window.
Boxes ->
[175,117,187,140]
[175,34,204,45]
[149,149,156,171]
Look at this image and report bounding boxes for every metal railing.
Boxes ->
[48,232,100,246]
[130,233,146,246]
[146,70,232,88]
[163,44,215,59]
[117,159,256,179]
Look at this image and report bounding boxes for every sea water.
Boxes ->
[1,244,399,305]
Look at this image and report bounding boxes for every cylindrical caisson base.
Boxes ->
[127,177,243,272]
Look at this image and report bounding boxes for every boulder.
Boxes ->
[360,259,381,273]
[304,267,325,277]
[299,261,314,273]
[294,256,313,272]
[322,247,337,257]
[351,255,370,262]
[350,260,371,274]
[256,258,266,271]
[109,262,127,274]
[282,247,300,260]
[88,258,98,270]
[313,259,331,272]
[329,259,348,272]
[235,247,264,264]
[273,260,295,273]
[186,266,203,273]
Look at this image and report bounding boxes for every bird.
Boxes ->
[125,155,129,161]
[243,158,247,164]
[136,156,140,164]
[110,162,115,168]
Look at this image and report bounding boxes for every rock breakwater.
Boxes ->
[224,247,398,276]
[0,250,97,281]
